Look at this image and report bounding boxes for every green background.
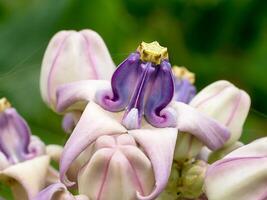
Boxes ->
[0,0,267,198]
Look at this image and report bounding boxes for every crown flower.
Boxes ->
[49,39,230,200]
[0,98,64,200]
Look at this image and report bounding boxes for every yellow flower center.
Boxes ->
[137,41,168,65]
[0,97,11,112]
[172,66,195,84]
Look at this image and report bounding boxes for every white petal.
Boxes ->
[0,155,50,200]
[190,80,251,146]
[40,30,115,109]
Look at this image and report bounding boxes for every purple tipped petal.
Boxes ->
[173,78,196,103]
[26,136,46,160]
[172,102,230,150]
[62,113,76,134]
[129,128,177,200]
[60,101,126,187]
[56,80,111,113]
[144,60,176,128]
[96,52,141,111]
[0,108,31,164]
[62,112,81,134]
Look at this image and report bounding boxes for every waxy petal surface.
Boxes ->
[129,128,177,200]
[78,135,154,200]
[205,137,267,200]
[60,101,126,186]
[190,80,251,146]
[56,80,111,113]
[0,156,50,200]
[40,30,115,109]
[172,102,230,150]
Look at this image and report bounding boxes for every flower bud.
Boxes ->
[190,80,251,146]
[205,137,267,200]
[158,160,207,200]
[78,134,155,200]
[179,160,207,199]
[174,132,203,162]
[40,29,116,110]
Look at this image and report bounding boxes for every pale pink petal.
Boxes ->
[225,137,267,159]
[56,80,111,113]
[78,143,154,200]
[190,80,251,146]
[205,138,267,200]
[205,157,267,200]
[171,102,230,150]
[60,101,126,186]
[129,128,177,200]
[40,30,115,110]
[46,144,64,163]
[0,155,50,200]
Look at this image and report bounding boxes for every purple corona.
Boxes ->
[172,66,196,104]
[96,41,176,129]
[0,98,45,165]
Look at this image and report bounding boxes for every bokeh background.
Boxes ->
[0,0,267,197]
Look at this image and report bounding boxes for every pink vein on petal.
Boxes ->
[225,91,242,126]
[97,153,113,200]
[81,32,99,79]
[193,85,230,108]
[126,155,145,196]
[47,33,71,104]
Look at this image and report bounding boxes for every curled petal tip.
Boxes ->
[56,80,111,113]
[190,80,251,146]
[173,102,230,150]
[130,128,177,200]
[0,108,33,164]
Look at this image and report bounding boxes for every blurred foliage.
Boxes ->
[0,0,267,197]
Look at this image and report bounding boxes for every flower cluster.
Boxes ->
[2,29,265,200]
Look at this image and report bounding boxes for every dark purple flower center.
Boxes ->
[96,41,177,129]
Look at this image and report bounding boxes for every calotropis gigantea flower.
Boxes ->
[34,182,89,200]
[54,41,230,200]
[172,66,196,104]
[205,137,267,200]
[0,98,61,200]
[190,80,251,147]
[173,80,250,162]
[40,29,116,110]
